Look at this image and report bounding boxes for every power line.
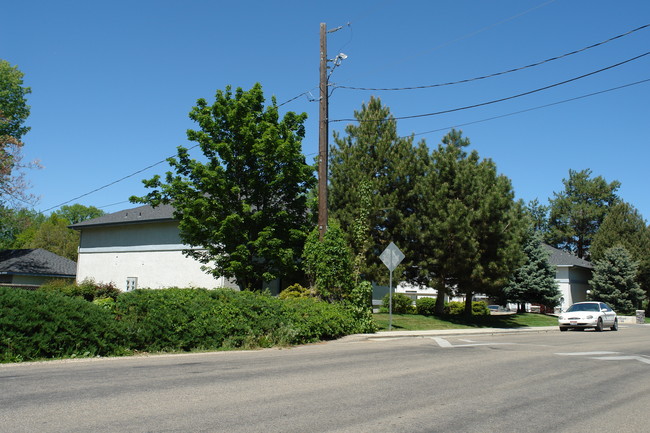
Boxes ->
[40,144,200,213]
[404,78,650,138]
[333,23,650,92]
[331,51,650,123]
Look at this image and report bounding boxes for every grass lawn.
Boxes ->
[373,313,558,331]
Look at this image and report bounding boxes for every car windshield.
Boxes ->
[566,303,600,312]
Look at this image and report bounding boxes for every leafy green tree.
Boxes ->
[302,221,354,302]
[132,83,315,290]
[417,130,526,316]
[329,97,428,283]
[0,206,44,249]
[1,60,33,205]
[13,214,79,261]
[53,203,104,224]
[504,228,560,312]
[546,169,620,260]
[591,202,650,299]
[589,245,645,313]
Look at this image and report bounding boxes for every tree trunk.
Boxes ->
[434,283,446,315]
[464,292,473,317]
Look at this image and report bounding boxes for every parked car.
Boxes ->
[558,301,618,332]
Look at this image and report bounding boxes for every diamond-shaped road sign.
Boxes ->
[379,242,405,272]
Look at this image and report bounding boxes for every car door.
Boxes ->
[599,302,614,326]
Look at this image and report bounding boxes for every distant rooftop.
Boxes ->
[543,244,593,269]
[0,248,77,277]
[70,204,176,229]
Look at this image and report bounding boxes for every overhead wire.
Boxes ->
[330,51,650,123]
[333,23,650,91]
[404,78,650,139]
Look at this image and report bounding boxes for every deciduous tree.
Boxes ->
[132,84,315,290]
[0,60,35,205]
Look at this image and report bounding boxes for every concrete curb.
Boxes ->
[338,326,559,342]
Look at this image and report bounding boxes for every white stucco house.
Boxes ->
[70,204,237,292]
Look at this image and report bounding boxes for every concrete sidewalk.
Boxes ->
[340,326,559,342]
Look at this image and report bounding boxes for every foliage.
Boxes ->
[0,206,44,249]
[527,198,549,234]
[302,222,355,302]
[504,228,560,311]
[0,60,35,205]
[0,287,127,362]
[53,203,104,224]
[588,245,645,314]
[12,214,79,260]
[132,83,315,290]
[415,297,437,316]
[546,169,620,260]
[416,130,526,316]
[443,301,490,316]
[329,97,427,284]
[278,283,314,299]
[39,278,120,301]
[382,292,414,314]
[591,201,650,297]
[344,280,377,333]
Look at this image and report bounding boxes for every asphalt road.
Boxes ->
[2,325,649,433]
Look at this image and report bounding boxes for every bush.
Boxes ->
[279,283,314,300]
[1,287,127,362]
[39,278,120,301]
[382,293,414,314]
[444,300,490,316]
[416,297,437,316]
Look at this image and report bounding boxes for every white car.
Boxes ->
[558,301,618,332]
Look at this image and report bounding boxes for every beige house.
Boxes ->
[71,204,237,291]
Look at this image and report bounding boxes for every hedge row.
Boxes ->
[381,293,490,316]
[1,287,375,363]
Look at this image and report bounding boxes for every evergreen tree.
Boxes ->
[329,97,427,284]
[504,228,560,312]
[527,198,549,234]
[589,245,645,313]
[133,84,315,290]
[546,169,620,260]
[591,202,650,298]
[418,130,526,315]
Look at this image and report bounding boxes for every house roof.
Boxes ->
[542,244,593,269]
[0,249,77,277]
[70,204,176,229]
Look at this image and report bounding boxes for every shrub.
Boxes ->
[1,287,127,362]
[39,278,120,301]
[382,293,414,314]
[416,297,437,316]
[444,300,490,316]
[279,283,314,300]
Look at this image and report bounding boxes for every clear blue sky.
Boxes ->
[3,0,649,220]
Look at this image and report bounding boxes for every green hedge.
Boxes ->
[444,300,490,316]
[0,287,127,362]
[2,287,373,362]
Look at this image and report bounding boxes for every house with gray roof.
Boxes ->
[0,248,76,288]
[70,204,237,291]
[542,244,593,311]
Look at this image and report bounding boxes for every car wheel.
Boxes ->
[595,318,603,332]
[559,327,568,332]
[610,319,618,331]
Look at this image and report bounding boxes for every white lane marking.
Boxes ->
[591,356,650,365]
[432,337,516,348]
[556,351,620,356]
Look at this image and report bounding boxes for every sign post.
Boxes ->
[379,242,405,330]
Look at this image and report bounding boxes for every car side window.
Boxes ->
[600,303,611,312]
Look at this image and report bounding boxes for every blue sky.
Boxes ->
[3,0,649,220]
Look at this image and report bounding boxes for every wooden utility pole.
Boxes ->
[318,22,328,240]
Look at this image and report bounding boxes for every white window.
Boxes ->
[126,277,138,292]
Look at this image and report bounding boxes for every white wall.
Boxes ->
[76,222,238,291]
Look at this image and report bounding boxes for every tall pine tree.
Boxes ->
[589,245,645,313]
